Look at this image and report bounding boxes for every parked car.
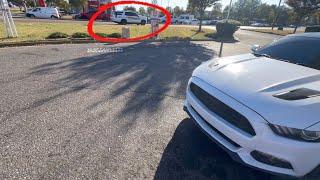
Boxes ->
[177,14,195,24]
[26,7,60,19]
[160,15,178,24]
[251,22,269,27]
[184,33,320,177]
[190,19,200,25]
[111,11,147,25]
[74,11,110,21]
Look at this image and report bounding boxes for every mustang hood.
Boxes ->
[193,54,320,129]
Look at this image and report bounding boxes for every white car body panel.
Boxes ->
[184,46,320,177]
[192,54,320,129]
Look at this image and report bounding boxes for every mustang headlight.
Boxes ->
[269,124,320,142]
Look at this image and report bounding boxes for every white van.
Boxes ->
[111,11,147,25]
[178,14,195,24]
[26,7,60,19]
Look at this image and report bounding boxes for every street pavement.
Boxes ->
[1,31,318,179]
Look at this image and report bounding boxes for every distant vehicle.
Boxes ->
[190,19,200,25]
[26,7,60,19]
[111,11,147,25]
[74,11,110,21]
[177,14,195,24]
[160,15,178,24]
[251,23,269,27]
[288,24,298,28]
[184,33,320,177]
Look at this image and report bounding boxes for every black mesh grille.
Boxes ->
[190,106,241,148]
[190,83,256,136]
[251,151,293,169]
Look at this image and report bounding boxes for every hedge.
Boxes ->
[46,32,69,39]
[216,19,241,38]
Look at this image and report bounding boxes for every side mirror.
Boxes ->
[251,45,261,53]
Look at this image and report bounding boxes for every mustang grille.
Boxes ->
[190,82,256,136]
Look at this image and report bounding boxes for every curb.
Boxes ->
[0,39,97,48]
[241,29,287,36]
[0,38,224,48]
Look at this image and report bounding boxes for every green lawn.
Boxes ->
[0,21,215,43]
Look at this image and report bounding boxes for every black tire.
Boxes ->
[141,20,146,25]
[121,19,127,25]
[30,14,35,18]
[51,15,58,19]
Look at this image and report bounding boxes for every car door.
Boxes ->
[38,8,46,18]
[31,8,41,18]
[125,12,140,23]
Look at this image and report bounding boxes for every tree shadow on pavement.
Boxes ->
[154,118,317,180]
[29,41,214,122]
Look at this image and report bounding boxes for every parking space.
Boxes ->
[2,28,319,179]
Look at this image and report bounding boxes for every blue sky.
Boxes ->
[114,0,281,10]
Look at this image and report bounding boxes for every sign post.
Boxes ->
[150,17,159,40]
[0,0,18,38]
[150,0,159,40]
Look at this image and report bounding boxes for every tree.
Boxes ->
[69,0,87,12]
[286,0,320,33]
[124,6,137,12]
[188,0,219,31]
[166,6,173,13]
[147,7,153,16]
[138,7,146,15]
[173,6,184,17]
[46,0,70,10]
[211,3,222,19]
[231,0,262,24]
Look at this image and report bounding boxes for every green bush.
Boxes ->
[71,32,89,38]
[305,26,320,32]
[46,32,69,39]
[95,32,108,37]
[216,19,241,38]
[162,36,192,41]
[107,33,122,38]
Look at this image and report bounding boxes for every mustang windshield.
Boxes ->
[255,36,320,70]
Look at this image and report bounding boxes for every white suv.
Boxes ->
[26,7,60,19]
[111,11,147,25]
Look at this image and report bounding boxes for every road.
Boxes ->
[1,31,317,179]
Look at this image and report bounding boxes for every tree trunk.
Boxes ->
[198,19,203,32]
[293,26,298,34]
[198,11,204,32]
[293,16,303,34]
[23,3,27,15]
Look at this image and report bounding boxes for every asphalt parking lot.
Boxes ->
[1,31,318,179]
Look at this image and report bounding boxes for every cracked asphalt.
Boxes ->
[1,34,318,180]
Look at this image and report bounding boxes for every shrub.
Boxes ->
[278,27,284,31]
[162,36,192,41]
[305,26,320,32]
[107,33,122,38]
[216,19,241,38]
[95,32,108,37]
[71,32,89,38]
[46,32,69,39]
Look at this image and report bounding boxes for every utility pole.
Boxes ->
[0,0,18,38]
[271,0,282,30]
